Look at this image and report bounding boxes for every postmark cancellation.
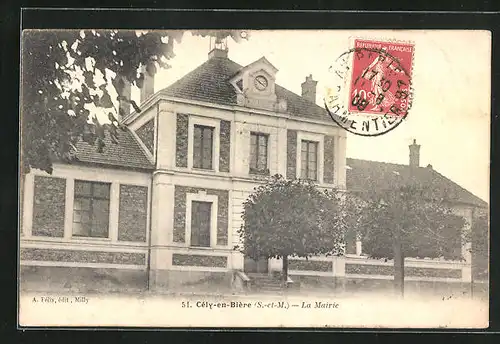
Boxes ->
[325,37,415,136]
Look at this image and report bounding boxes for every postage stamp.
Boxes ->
[325,38,415,136]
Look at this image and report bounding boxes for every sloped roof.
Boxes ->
[346,158,488,208]
[159,56,331,121]
[71,129,154,170]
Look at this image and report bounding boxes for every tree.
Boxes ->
[21,29,247,175]
[470,211,489,281]
[355,184,467,297]
[235,175,353,284]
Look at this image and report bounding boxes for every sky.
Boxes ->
[131,30,490,202]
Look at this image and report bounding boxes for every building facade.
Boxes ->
[20,47,488,297]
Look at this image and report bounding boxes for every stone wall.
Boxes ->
[20,248,146,265]
[118,185,148,242]
[345,263,463,279]
[219,120,231,172]
[289,259,332,272]
[175,113,189,167]
[172,253,228,268]
[32,176,66,237]
[286,130,297,179]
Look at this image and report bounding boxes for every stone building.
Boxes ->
[20,44,488,297]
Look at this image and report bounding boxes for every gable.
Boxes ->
[229,57,278,111]
[135,119,155,155]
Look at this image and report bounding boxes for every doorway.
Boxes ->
[243,257,269,273]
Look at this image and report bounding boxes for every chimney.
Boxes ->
[140,64,155,104]
[208,47,228,59]
[301,74,318,104]
[409,139,421,167]
[118,76,131,121]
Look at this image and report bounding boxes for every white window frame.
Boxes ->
[296,131,324,183]
[249,131,270,174]
[243,123,276,175]
[185,192,219,248]
[188,116,220,172]
[70,179,115,241]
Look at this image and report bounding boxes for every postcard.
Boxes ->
[19,28,490,328]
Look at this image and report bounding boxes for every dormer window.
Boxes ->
[229,57,278,111]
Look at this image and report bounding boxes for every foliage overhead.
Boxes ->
[470,212,488,255]
[21,29,248,174]
[470,212,489,280]
[235,174,355,260]
[354,184,467,260]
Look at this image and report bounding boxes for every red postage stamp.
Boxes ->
[348,39,414,117]
[325,38,415,136]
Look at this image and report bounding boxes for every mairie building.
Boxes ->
[20,45,488,298]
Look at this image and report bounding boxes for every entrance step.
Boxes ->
[247,273,286,294]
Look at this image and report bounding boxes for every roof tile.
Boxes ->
[71,129,154,170]
[159,56,331,121]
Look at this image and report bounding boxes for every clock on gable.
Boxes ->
[230,56,279,110]
[254,75,268,91]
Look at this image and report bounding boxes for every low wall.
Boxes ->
[286,254,484,299]
[290,274,487,299]
[288,255,468,280]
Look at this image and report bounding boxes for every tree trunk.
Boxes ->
[282,255,289,286]
[393,239,405,298]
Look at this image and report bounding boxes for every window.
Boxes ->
[190,201,212,247]
[301,140,318,180]
[73,180,110,238]
[193,125,214,169]
[250,132,268,174]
